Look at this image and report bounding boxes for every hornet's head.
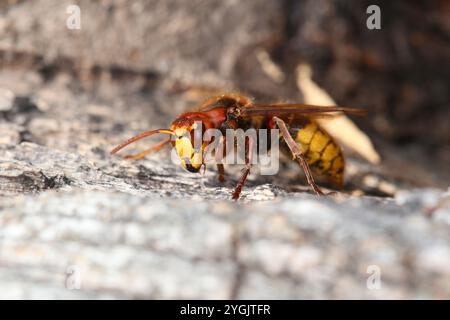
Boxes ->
[110,112,212,174]
[170,116,207,173]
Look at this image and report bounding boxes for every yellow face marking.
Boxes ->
[190,152,203,167]
[174,129,203,172]
[296,123,318,145]
[322,143,340,163]
[309,130,330,153]
[175,136,193,159]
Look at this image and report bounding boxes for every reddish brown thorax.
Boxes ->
[170,107,226,133]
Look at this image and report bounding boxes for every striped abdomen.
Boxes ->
[290,121,344,187]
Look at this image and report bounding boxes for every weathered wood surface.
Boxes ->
[2,186,450,299]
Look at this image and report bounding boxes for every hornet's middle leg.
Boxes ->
[217,164,225,183]
[231,135,255,200]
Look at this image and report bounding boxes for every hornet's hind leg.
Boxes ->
[273,116,331,196]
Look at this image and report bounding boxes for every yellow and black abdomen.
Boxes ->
[291,121,344,187]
